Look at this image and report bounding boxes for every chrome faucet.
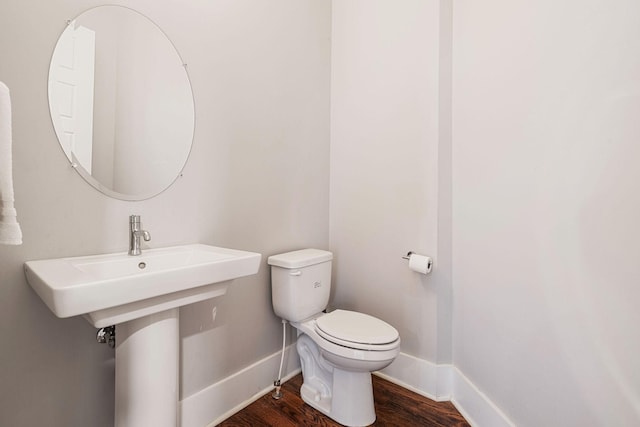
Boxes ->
[129,215,151,256]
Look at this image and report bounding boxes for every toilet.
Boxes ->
[268,249,400,427]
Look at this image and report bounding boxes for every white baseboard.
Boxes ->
[450,367,515,427]
[375,352,453,401]
[180,347,514,427]
[179,344,301,427]
[377,352,514,427]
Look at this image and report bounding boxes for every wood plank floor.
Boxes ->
[218,374,470,426]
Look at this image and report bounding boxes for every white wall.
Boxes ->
[452,0,640,426]
[177,0,330,398]
[0,0,330,425]
[330,0,452,365]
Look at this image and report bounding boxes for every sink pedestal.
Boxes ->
[115,309,179,427]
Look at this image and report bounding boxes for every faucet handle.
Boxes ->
[142,230,151,242]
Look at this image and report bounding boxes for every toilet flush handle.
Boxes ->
[290,270,302,276]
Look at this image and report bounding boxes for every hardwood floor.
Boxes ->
[218,374,470,426]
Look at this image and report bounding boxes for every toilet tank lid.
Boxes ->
[267,249,333,268]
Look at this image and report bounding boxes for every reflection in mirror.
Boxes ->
[48,6,195,200]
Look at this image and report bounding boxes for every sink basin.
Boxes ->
[25,244,261,327]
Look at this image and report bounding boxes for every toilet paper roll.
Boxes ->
[409,253,433,275]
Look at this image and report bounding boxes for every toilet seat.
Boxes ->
[315,310,399,351]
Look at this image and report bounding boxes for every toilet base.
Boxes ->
[297,334,376,427]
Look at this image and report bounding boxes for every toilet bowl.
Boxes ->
[293,310,400,426]
[268,249,401,426]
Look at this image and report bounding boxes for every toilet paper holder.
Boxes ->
[401,251,414,260]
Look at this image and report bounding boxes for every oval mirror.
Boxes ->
[48,5,195,200]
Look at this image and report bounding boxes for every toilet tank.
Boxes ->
[267,249,333,322]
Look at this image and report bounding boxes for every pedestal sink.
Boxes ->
[24,244,261,427]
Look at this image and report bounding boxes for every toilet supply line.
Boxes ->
[272,319,287,399]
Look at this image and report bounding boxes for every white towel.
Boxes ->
[0,81,22,245]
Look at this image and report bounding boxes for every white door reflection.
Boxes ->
[48,20,95,173]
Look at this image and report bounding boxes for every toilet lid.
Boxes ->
[315,310,399,349]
